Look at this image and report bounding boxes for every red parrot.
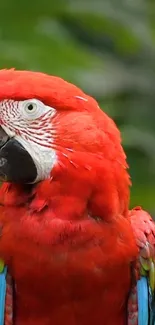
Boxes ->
[0,69,154,325]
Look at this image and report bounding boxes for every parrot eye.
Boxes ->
[21,99,54,120]
[22,99,42,120]
[26,104,35,111]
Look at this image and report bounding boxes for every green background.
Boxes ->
[1,0,155,213]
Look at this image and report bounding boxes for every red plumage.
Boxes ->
[0,69,153,325]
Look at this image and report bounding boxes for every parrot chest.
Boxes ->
[13,254,131,325]
[0,206,137,325]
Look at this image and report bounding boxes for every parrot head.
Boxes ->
[0,69,130,219]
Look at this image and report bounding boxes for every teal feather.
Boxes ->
[137,277,149,325]
[137,276,155,325]
[0,266,7,325]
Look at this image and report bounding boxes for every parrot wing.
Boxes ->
[128,207,155,325]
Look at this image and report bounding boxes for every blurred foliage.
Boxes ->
[0,0,155,212]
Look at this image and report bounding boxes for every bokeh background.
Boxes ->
[1,0,155,213]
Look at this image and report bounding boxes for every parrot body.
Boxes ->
[0,183,137,325]
[0,69,153,325]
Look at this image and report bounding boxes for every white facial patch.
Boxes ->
[0,98,57,182]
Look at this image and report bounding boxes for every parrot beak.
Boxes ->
[0,126,37,183]
[0,127,10,148]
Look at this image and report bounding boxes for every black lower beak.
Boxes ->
[0,126,10,148]
[0,127,37,183]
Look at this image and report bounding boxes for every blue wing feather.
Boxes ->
[137,276,155,325]
[137,277,149,325]
[0,267,7,325]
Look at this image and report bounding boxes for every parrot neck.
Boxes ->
[0,150,130,221]
[0,179,91,221]
[0,170,129,222]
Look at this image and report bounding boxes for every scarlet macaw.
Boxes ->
[0,69,153,325]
